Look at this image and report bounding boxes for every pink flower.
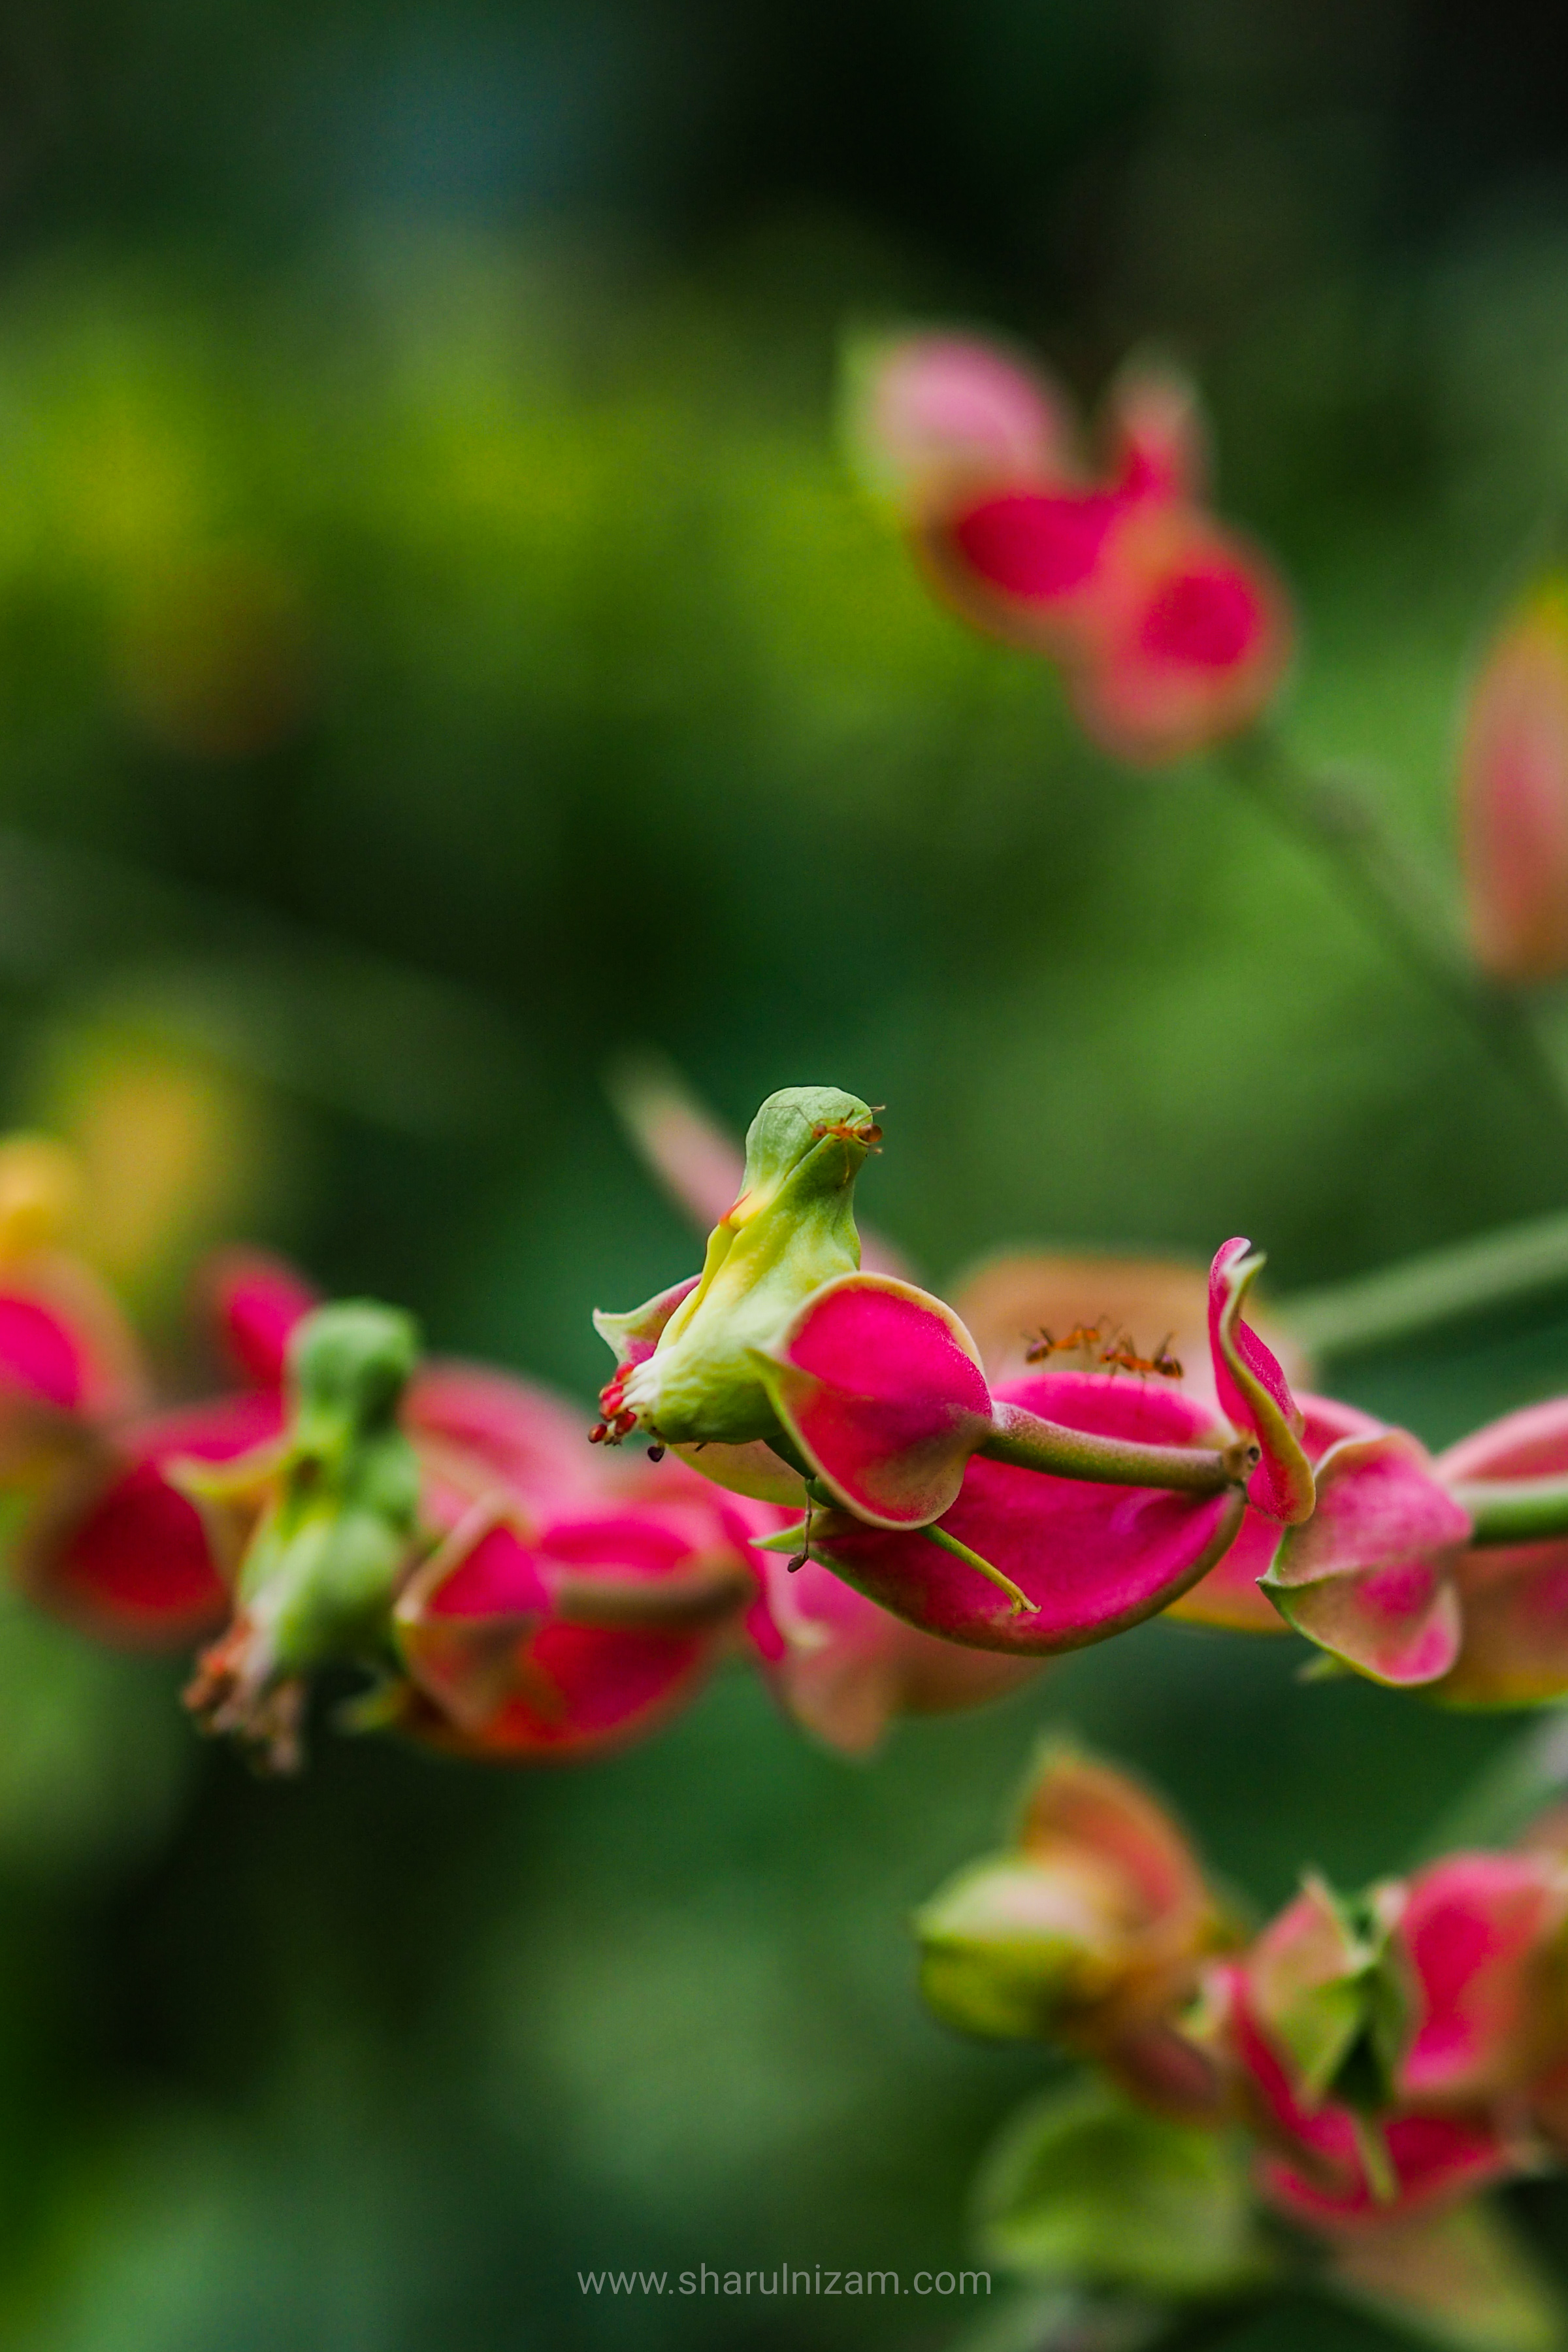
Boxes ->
[1221,1850,1568,2230]
[917,1744,1233,2119]
[776,1238,1310,1654]
[743,1547,1039,1757]
[851,331,1291,764]
[1459,576,1568,983]
[841,329,1072,514]
[17,1247,308,1648]
[392,1485,761,1764]
[1259,1392,1568,1697]
[1171,1395,1382,1635]
[1262,1429,1474,1687]
[1431,1398,1568,1707]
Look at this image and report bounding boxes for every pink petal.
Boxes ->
[760,1273,994,1527]
[746,1550,1038,1755]
[1226,1971,1513,2227]
[808,1369,1245,1654]
[846,331,1072,511]
[1260,2109,1514,2230]
[1277,1563,1463,1687]
[1266,1432,1471,1683]
[459,1622,716,1759]
[393,1511,553,1731]
[1172,1396,1383,1632]
[406,1360,607,1509]
[1018,1746,1211,1931]
[1398,1852,1568,2104]
[203,1248,319,1390]
[1067,506,1291,766]
[1208,1239,1314,1523]
[1459,581,1568,984]
[1241,1878,1378,2106]
[1439,1541,1568,1706]
[421,1520,553,1620]
[1438,1396,1568,1484]
[0,1290,90,1410]
[591,1274,702,1373]
[26,1391,283,1648]
[947,489,1122,604]
[1274,1433,1473,1588]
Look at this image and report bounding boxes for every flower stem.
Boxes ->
[1451,1473,1568,1545]
[981,1402,1250,1494]
[1279,1204,1568,1358]
[1218,729,1568,1143]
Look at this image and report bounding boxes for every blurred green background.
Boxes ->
[5,1,1568,2345]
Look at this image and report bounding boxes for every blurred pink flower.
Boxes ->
[1459,577,1568,983]
[1221,1848,1568,2230]
[393,1484,760,1765]
[917,1744,1234,2119]
[849,331,1291,764]
[743,1547,1039,1756]
[18,1246,305,1648]
[1430,1399,1568,1707]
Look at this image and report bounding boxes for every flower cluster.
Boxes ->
[919,1743,1568,2345]
[16,1075,1568,1772]
[843,330,1291,764]
[605,1080,1568,1709]
[592,1086,1321,1651]
[0,1137,1032,1768]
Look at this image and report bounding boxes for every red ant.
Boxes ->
[1024,1320,1106,1364]
[1100,1330,1183,1380]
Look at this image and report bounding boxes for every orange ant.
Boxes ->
[812,1106,885,1152]
[1100,1330,1183,1380]
[1024,1320,1107,1364]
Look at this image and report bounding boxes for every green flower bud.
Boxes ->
[183,1299,422,1769]
[596,1086,878,1449]
[237,1301,421,1669]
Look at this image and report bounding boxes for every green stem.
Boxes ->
[1279,1206,1568,1358]
[1452,1473,1568,1545]
[1219,730,1568,1144]
[982,1402,1250,1495]
[919,1521,1039,1615]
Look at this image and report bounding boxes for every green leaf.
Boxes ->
[1324,2197,1568,2352]
[973,2077,1276,2301]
